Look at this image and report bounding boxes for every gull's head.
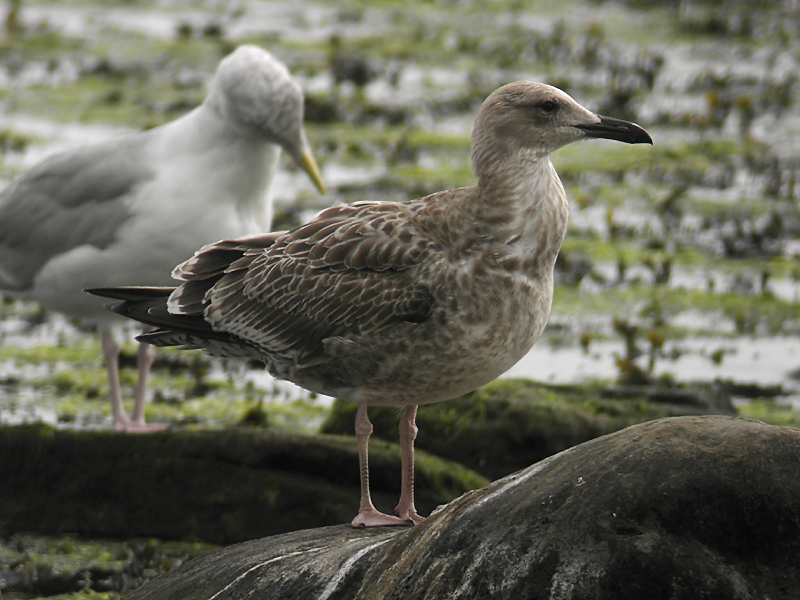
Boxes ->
[471,81,652,178]
[207,45,325,193]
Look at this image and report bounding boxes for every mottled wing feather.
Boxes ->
[139,332,264,359]
[172,233,282,282]
[171,233,282,314]
[170,201,436,364]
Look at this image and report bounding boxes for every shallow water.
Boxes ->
[509,335,800,391]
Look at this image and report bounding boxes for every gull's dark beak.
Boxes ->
[576,115,653,145]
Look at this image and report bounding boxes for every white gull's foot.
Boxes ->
[113,415,169,433]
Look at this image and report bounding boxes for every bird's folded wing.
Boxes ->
[0,135,154,290]
[170,201,436,361]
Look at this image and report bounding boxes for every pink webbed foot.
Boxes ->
[396,506,425,524]
[112,414,169,433]
[352,507,416,528]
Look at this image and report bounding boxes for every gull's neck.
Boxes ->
[475,151,570,274]
[153,102,281,231]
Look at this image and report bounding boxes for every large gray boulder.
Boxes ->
[128,415,800,599]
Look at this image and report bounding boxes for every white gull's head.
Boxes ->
[205,45,325,193]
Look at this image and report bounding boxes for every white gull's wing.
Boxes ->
[0,132,155,291]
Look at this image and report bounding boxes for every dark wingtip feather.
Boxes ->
[84,286,176,301]
[84,286,178,330]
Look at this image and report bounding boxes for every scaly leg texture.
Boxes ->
[396,404,424,523]
[351,404,411,527]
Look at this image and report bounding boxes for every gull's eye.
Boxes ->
[538,99,559,113]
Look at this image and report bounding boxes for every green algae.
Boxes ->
[0,532,218,599]
[308,123,469,156]
[0,341,99,364]
[738,399,800,428]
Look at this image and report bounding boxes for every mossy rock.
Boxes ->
[125,416,800,600]
[0,424,486,544]
[321,378,736,480]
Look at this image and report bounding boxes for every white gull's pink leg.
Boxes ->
[128,341,167,431]
[100,326,132,431]
[102,327,165,433]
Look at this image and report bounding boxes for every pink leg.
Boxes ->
[351,404,412,528]
[127,340,167,431]
[395,404,424,523]
[101,327,166,433]
[131,341,156,424]
[100,326,133,431]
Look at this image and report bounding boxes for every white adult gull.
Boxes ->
[88,81,651,524]
[0,45,325,432]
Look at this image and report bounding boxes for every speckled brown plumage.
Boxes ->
[89,80,652,527]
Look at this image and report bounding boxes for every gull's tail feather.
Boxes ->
[85,286,262,359]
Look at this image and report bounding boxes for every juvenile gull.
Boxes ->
[88,81,651,524]
[0,45,325,432]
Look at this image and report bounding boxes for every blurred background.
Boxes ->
[1,0,800,597]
